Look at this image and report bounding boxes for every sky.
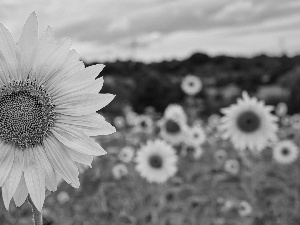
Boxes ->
[0,0,300,62]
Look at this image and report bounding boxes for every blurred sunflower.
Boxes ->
[219,92,278,152]
[181,74,202,96]
[0,13,115,211]
[118,146,135,163]
[158,117,187,146]
[134,114,153,133]
[214,149,227,164]
[238,200,252,217]
[186,125,206,146]
[224,159,240,175]
[113,115,126,129]
[163,104,187,124]
[275,102,288,117]
[135,139,178,183]
[182,145,203,160]
[112,163,128,180]
[273,140,298,164]
[290,114,300,130]
[125,110,138,126]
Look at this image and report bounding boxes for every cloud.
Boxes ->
[0,0,299,61]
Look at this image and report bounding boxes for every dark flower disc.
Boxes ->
[149,154,163,169]
[236,110,260,133]
[165,119,181,134]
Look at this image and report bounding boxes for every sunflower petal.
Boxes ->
[44,135,79,188]
[0,23,18,80]
[66,147,93,167]
[0,143,15,187]
[38,38,72,85]
[53,77,104,102]
[56,113,115,136]
[18,12,38,79]
[52,124,107,156]
[55,93,115,116]
[24,148,45,211]
[35,145,57,192]
[13,174,28,207]
[2,149,23,210]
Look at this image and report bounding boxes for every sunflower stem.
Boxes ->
[28,196,43,225]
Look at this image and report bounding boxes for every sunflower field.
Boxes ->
[1,71,300,225]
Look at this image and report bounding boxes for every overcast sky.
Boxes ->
[1,0,300,62]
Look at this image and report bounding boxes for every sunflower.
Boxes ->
[214,149,227,164]
[238,200,252,217]
[134,114,153,133]
[0,13,115,211]
[181,144,203,160]
[275,102,288,117]
[118,146,135,163]
[163,104,187,124]
[181,74,202,96]
[185,124,206,146]
[158,117,188,146]
[219,92,278,152]
[224,159,240,175]
[135,139,178,183]
[273,140,299,164]
[112,163,128,180]
[113,115,126,129]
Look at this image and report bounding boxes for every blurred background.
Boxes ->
[1,0,300,225]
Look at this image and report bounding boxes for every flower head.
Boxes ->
[219,92,278,152]
[118,146,135,163]
[181,74,202,96]
[135,139,178,183]
[273,140,298,164]
[185,124,206,146]
[112,163,128,180]
[0,13,115,211]
[163,104,187,124]
[134,114,153,133]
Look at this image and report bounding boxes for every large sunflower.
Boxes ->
[219,92,278,152]
[0,13,115,211]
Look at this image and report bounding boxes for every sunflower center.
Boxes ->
[165,119,181,134]
[189,81,194,87]
[0,79,56,149]
[140,120,147,128]
[149,154,163,169]
[281,148,290,155]
[236,110,260,133]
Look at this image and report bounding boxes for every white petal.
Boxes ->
[66,64,105,84]
[37,38,72,85]
[23,148,45,211]
[66,147,93,167]
[55,93,115,116]
[56,113,115,136]
[53,77,104,102]
[2,149,23,210]
[52,124,107,156]
[35,145,57,192]
[30,26,55,80]
[18,12,38,80]
[47,61,84,94]
[0,23,18,80]
[43,135,79,188]
[13,174,28,207]
[0,143,15,186]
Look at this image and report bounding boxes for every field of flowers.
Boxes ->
[1,75,300,225]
